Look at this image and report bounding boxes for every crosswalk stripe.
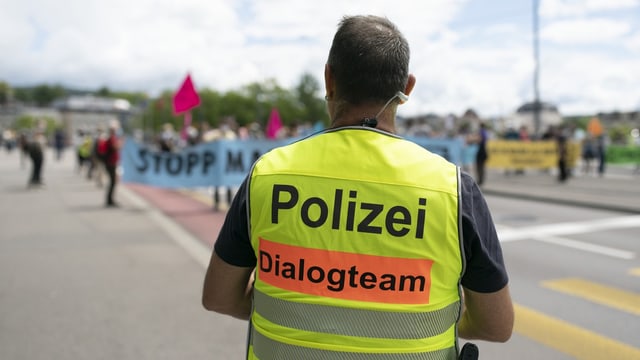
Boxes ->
[499,215,640,242]
[541,278,640,316]
[514,304,640,359]
[534,235,634,259]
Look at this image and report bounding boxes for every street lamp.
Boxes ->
[532,0,541,138]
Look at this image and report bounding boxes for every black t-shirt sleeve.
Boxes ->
[459,171,509,293]
[213,177,257,267]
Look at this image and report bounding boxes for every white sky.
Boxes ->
[1,0,639,118]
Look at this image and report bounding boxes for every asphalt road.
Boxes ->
[470,194,640,359]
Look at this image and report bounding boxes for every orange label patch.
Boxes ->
[258,238,433,304]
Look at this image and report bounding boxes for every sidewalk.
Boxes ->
[0,149,247,360]
[481,165,640,214]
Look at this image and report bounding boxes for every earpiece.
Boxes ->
[361,118,378,128]
[362,91,409,128]
[396,91,409,104]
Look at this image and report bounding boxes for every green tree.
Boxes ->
[137,74,328,136]
[13,87,33,103]
[0,81,11,105]
[609,124,632,145]
[32,84,66,107]
[12,115,58,136]
[295,73,328,125]
[219,90,261,126]
[143,91,175,133]
[97,86,111,97]
[241,78,305,127]
[187,88,221,129]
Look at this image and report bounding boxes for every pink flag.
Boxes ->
[266,108,283,139]
[172,73,201,115]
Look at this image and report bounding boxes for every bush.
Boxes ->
[606,145,640,164]
[12,115,58,137]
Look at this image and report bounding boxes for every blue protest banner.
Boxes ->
[121,139,220,188]
[121,134,465,189]
[407,136,465,165]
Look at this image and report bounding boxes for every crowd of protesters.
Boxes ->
[136,118,319,154]
[71,120,123,207]
[128,116,614,189]
[0,114,621,198]
[1,118,124,206]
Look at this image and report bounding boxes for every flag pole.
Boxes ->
[182,111,192,141]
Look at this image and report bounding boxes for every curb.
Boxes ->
[481,188,640,214]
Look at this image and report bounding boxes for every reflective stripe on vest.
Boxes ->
[254,289,459,339]
[248,128,462,359]
[251,328,457,360]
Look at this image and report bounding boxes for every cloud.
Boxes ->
[626,30,640,52]
[539,49,640,114]
[541,18,632,44]
[541,0,640,18]
[1,0,638,118]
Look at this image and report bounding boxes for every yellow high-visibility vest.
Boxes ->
[248,128,463,359]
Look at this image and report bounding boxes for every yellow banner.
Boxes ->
[486,140,580,169]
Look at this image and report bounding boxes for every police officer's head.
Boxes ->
[326,16,411,108]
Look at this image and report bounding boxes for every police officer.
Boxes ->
[203,15,513,359]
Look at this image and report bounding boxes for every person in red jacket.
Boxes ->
[104,121,122,207]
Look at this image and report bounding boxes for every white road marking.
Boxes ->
[498,215,640,259]
[534,236,635,260]
[499,215,640,242]
[121,186,212,268]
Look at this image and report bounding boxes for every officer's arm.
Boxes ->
[458,285,514,342]
[202,251,254,320]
